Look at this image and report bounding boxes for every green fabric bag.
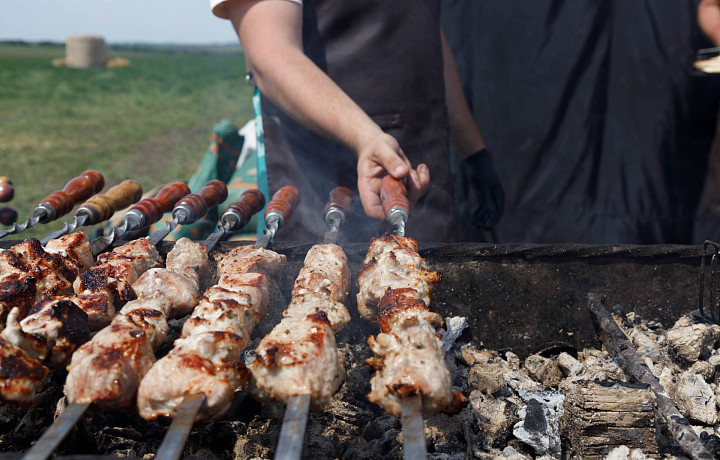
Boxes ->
[148,119,261,242]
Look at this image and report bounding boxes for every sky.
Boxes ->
[0,0,239,45]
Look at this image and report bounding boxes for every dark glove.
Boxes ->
[465,149,504,229]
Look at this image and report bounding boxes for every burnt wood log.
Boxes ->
[587,294,714,460]
[560,380,657,459]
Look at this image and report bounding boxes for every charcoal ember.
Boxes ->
[469,390,519,449]
[468,362,507,396]
[556,352,584,377]
[512,390,563,457]
[666,314,720,365]
[689,360,715,382]
[524,354,563,387]
[425,410,470,455]
[575,348,627,382]
[673,371,718,425]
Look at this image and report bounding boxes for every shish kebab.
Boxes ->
[20,180,231,460]
[266,186,353,460]
[40,179,144,245]
[0,170,105,240]
[139,186,299,460]
[358,176,467,460]
[0,180,226,405]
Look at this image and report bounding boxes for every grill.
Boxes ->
[0,239,716,459]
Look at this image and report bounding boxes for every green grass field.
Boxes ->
[0,43,255,239]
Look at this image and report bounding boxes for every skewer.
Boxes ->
[148,180,228,245]
[89,182,191,254]
[255,186,301,249]
[379,176,427,460]
[152,187,296,460]
[40,179,144,244]
[0,170,105,240]
[22,401,90,460]
[273,186,352,460]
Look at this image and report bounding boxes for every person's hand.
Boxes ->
[465,149,504,229]
[699,0,720,46]
[356,133,430,220]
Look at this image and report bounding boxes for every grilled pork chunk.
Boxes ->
[0,336,49,404]
[248,243,350,410]
[359,234,466,418]
[356,234,441,323]
[73,237,160,309]
[137,245,286,422]
[1,299,89,368]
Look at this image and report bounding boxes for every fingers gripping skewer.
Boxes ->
[40,179,143,244]
[0,170,105,240]
[255,185,300,248]
[89,182,191,255]
[379,175,427,460]
[275,187,353,460]
[148,180,228,245]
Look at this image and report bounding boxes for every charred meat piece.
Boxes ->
[165,237,209,281]
[73,237,160,307]
[133,267,200,318]
[44,232,95,274]
[0,336,49,404]
[213,245,287,278]
[356,233,441,323]
[55,293,114,331]
[1,298,89,368]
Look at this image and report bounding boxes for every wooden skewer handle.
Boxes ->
[222,189,266,231]
[80,179,143,224]
[380,175,410,220]
[39,170,105,218]
[324,186,353,218]
[175,179,228,223]
[265,185,301,223]
[129,182,191,225]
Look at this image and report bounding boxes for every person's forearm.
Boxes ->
[227,0,382,159]
[699,0,720,46]
[441,29,486,159]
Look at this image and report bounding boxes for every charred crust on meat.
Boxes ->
[0,338,49,381]
[390,382,422,398]
[442,389,468,415]
[179,353,215,373]
[307,310,331,325]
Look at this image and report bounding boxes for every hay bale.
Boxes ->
[65,36,106,68]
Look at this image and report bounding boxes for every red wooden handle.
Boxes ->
[265,185,300,222]
[175,180,228,222]
[40,170,105,218]
[222,189,266,230]
[129,182,191,225]
[324,186,353,218]
[380,175,410,220]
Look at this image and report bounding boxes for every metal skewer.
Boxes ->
[22,402,90,460]
[40,179,143,245]
[89,182,191,254]
[379,175,427,459]
[148,180,228,246]
[153,187,298,460]
[0,170,105,240]
[275,186,352,460]
[255,186,301,249]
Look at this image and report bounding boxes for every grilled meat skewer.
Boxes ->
[138,187,297,423]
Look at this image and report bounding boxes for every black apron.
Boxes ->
[260,0,457,243]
